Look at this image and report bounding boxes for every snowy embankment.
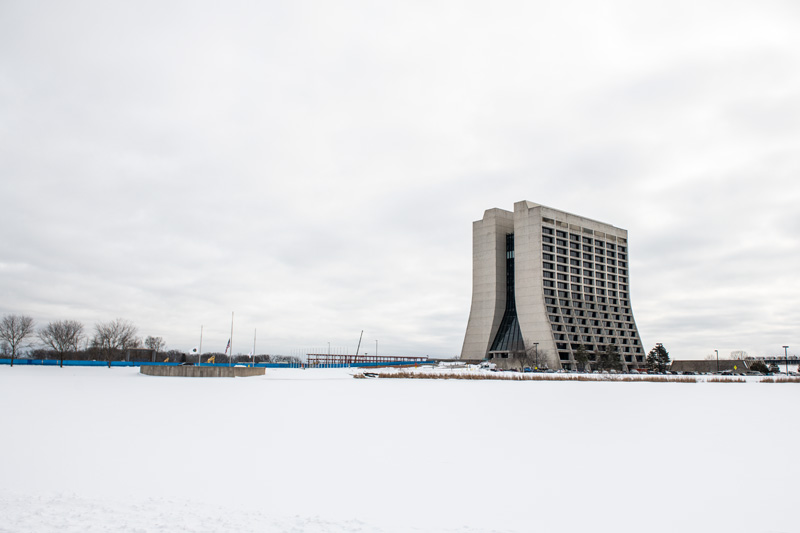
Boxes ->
[1,366,798,533]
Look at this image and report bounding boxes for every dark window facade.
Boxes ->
[490,233,524,354]
[540,224,642,368]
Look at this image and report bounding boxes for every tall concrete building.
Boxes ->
[461,201,645,371]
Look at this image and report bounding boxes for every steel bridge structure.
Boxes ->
[305,353,431,367]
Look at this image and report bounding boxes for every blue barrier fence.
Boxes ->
[0,359,162,367]
[1,358,435,368]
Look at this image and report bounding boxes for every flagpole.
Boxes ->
[229,312,234,367]
[253,328,257,366]
[199,325,203,365]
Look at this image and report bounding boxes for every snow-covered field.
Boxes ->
[1,366,798,533]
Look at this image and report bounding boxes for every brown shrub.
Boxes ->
[760,377,800,384]
[707,377,745,383]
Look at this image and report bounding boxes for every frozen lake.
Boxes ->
[1,366,797,532]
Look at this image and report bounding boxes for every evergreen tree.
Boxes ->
[646,343,670,373]
[645,349,658,373]
[597,348,608,370]
[574,344,590,371]
[598,344,622,371]
[606,344,623,371]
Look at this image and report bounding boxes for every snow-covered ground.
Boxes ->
[1,366,798,532]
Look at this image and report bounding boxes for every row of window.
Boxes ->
[542,262,628,276]
[553,323,635,332]
[541,225,628,250]
[545,280,628,291]
[541,254,629,269]
[542,241,628,260]
[545,272,627,284]
[546,289,630,299]
[560,342,642,351]
[555,337,640,347]
[549,317,636,329]
[551,324,636,337]
[544,288,630,300]
[544,297,631,308]
[555,329,636,338]
[545,305,631,318]
[559,351,644,362]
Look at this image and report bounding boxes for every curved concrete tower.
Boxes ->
[461,201,645,371]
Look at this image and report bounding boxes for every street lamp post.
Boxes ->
[783,345,789,374]
[715,349,719,374]
[375,340,378,361]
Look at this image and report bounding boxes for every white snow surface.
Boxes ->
[1,366,798,532]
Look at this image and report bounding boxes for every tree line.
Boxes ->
[572,342,670,372]
[516,341,671,372]
[0,313,299,367]
[0,314,165,367]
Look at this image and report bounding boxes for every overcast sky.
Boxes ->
[1,1,798,360]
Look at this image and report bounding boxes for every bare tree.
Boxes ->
[730,350,748,360]
[38,320,84,367]
[93,319,140,367]
[514,349,532,371]
[536,347,554,370]
[161,349,184,363]
[0,314,36,366]
[517,340,546,371]
[145,336,165,361]
[272,355,302,365]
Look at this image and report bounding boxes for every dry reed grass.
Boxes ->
[760,376,800,383]
[356,371,800,383]
[354,371,698,383]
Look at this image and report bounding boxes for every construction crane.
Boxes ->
[355,330,363,359]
